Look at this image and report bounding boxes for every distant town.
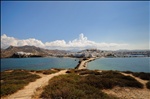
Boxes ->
[47,49,150,58]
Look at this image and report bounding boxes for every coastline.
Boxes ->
[1,64,150,99]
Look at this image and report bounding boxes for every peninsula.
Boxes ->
[75,57,97,69]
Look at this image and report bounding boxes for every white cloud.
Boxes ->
[1,34,45,49]
[1,33,128,50]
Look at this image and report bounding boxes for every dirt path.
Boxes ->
[2,70,67,99]
[76,58,97,69]
[102,72,150,99]
[103,87,150,99]
[121,72,148,89]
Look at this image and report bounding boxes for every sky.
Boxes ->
[1,1,149,50]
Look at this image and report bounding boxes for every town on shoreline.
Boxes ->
[1,46,150,71]
[1,45,150,58]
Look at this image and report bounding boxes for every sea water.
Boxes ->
[88,57,150,73]
[1,57,150,73]
[1,57,79,71]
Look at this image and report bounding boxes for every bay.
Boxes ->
[1,57,150,73]
[88,57,150,73]
[1,57,78,71]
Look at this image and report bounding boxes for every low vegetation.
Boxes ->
[41,74,118,99]
[146,81,150,89]
[123,71,150,80]
[1,69,147,98]
[82,70,143,89]
[41,70,143,99]
[66,69,101,75]
[30,68,62,75]
[1,69,40,96]
[132,72,150,80]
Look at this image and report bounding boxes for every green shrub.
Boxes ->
[41,70,143,99]
[35,70,43,73]
[41,74,118,99]
[79,70,101,75]
[30,70,36,72]
[1,70,40,96]
[132,72,150,80]
[66,70,143,89]
[146,81,150,89]
[42,70,57,75]
[66,69,101,75]
[123,71,150,80]
[52,68,63,71]
[35,69,59,75]
[123,71,133,74]
[66,70,72,73]
[101,71,143,88]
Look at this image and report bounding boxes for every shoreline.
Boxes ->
[1,57,149,73]
[75,57,98,69]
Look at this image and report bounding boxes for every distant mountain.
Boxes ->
[115,49,150,52]
[1,45,68,58]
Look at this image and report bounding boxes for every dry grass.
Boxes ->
[30,68,62,75]
[41,73,118,99]
[123,71,150,80]
[1,69,40,96]
[41,70,143,99]
[146,81,150,89]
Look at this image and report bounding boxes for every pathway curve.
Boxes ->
[102,72,150,99]
[2,70,67,99]
[121,72,148,89]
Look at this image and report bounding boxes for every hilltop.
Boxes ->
[0,45,67,58]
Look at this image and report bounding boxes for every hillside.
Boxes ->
[1,45,67,58]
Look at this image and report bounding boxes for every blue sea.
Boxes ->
[1,57,79,71]
[88,57,150,73]
[1,57,150,73]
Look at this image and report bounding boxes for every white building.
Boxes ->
[15,52,32,55]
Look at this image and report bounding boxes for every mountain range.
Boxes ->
[1,45,68,58]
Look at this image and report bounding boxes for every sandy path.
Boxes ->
[121,72,148,89]
[103,87,150,99]
[77,58,96,69]
[2,70,67,99]
[102,72,150,99]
